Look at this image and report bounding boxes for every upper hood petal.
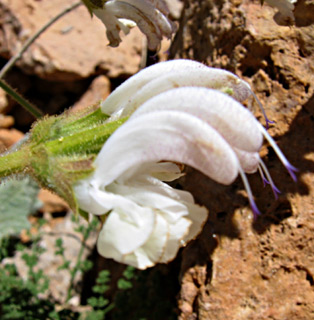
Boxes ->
[101,59,205,116]
[131,87,263,153]
[92,110,239,186]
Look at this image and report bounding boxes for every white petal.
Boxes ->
[97,205,155,256]
[183,202,208,243]
[120,67,252,117]
[121,213,169,269]
[100,59,205,115]
[131,87,263,153]
[120,0,175,37]
[74,177,144,215]
[145,0,172,17]
[105,1,161,50]
[93,7,130,47]
[120,161,183,183]
[159,216,191,263]
[233,148,259,174]
[93,111,239,186]
[110,184,188,219]
[118,18,137,28]
[108,182,190,222]
[146,161,184,182]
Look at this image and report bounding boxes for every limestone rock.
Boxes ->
[170,0,314,319]
[165,0,184,19]
[38,189,69,214]
[71,75,110,112]
[0,114,14,128]
[0,0,143,81]
[0,128,24,152]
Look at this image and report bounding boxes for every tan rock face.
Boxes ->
[71,75,110,112]
[38,189,69,214]
[0,128,24,152]
[170,0,314,319]
[0,0,143,81]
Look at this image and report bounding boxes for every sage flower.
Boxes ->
[83,0,176,50]
[73,111,219,269]
[74,85,296,269]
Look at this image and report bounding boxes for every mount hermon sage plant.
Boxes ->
[0,60,296,269]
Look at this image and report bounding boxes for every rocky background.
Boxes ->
[0,0,313,319]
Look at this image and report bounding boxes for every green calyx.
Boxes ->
[0,104,127,216]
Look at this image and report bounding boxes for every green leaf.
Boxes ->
[0,177,41,240]
[117,278,133,290]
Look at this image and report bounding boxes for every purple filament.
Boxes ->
[259,124,298,183]
[262,177,269,187]
[286,162,299,182]
[239,167,261,219]
[251,90,274,129]
[264,179,281,200]
[259,159,281,200]
[258,165,269,187]
[250,197,261,220]
[265,118,275,130]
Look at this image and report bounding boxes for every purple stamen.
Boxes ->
[259,124,298,183]
[265,118,275,130]
[271,183,281,200]
[258,165,269,187]
[250,90,274,129]
[262,177,269,187]
[286,162,299,182]
[163,49,171,56]
[239,167,261,219]
[249,197,261,220]
[263,178,281,199]
[259,158,282,200]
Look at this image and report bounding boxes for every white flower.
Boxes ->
[75,111,228,269]
[74,60,297,270]
[90,0,176,50]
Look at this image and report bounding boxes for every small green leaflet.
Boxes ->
[0,177,41,240]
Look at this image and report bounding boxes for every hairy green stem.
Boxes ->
[0,79,43,118]
[45,118,127,156]
[66,222,91,302]
[0,147,30,178]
